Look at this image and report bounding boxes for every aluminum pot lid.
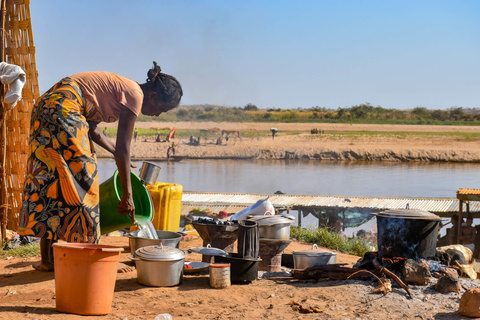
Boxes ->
[292,244,337,257]
[375,209,442,221]
[247,214,294,226]
[134,244,186,261]
[187,244,227,256]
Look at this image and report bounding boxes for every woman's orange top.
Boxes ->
[70,71,143,122]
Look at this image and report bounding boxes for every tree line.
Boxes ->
[138,103,480,125]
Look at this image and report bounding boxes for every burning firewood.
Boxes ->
[372,258,412,299]
[348,269,392,295]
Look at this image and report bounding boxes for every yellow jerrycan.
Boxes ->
[146,182,183,232]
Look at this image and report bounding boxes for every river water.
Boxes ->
[98,158,479,235]
[99,158,479,198]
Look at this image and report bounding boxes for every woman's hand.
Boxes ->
[117,193,135,223]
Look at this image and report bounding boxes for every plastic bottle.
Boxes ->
[154,314,173,320]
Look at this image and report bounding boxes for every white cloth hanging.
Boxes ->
[0,62,26,110]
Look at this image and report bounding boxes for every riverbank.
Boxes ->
[98,122,480,162]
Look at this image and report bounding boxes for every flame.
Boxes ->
[382,256,407,265]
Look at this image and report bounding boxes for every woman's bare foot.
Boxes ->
[117,262,135,273]
[32,260,54,272]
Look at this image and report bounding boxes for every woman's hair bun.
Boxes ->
[146,61,183,110]
[147,61,162,81]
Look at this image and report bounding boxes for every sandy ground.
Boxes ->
[1,235,478,320]
[2,122,480,319]
[98,122,480,162]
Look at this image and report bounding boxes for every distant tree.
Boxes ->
[350,104,373,119]
[267,108,282,112]
[431,110,448,121]
[244,103,258,111]
[390,110,406,121]
[176,108,189,118]
[336,108,346,119]
[411,107,430,119]
[449,107,464,120]
[198,111,216,120]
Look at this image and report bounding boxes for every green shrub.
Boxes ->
[290,226,372,257]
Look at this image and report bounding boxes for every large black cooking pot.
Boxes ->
[214,253,261,284]
[376,209,442,259]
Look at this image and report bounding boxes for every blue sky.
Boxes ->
[29,1,480,110]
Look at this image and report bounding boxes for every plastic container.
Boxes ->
[53,242,124,315]
[147,182,183,232]
[99,170,153,234]
[209,263,231,289]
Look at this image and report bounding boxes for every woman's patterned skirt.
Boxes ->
[18,78,100,243]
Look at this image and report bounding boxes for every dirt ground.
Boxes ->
[2,122,480,319]
[1,234,478,320]
[98,121,480,162]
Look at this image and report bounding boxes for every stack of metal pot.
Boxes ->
[129,244,187,287]
[246,214,295,240]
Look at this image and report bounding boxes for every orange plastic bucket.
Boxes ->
[53,242,124,315]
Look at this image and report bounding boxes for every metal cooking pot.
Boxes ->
[375,208,441,259]
[129,244,186,287]
[128,230,182,254]
[292,244,337,269]
[247,214,294,240]
[138,162,161,185]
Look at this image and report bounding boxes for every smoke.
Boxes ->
[377,216,439,259]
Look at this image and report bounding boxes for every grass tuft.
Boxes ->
[0,243,40,259]
[291,226,372,257]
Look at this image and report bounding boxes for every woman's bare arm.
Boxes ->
[114,109,137,221]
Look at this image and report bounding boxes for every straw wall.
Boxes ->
[1,0,39,232]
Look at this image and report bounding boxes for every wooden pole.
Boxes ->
[0,0,7,242]
[456,200,463,244]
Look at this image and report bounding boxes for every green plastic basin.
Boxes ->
[99,170,153,234]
